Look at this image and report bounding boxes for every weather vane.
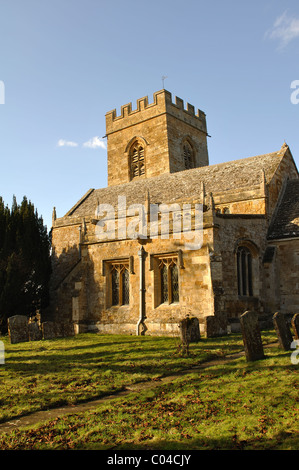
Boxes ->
[162,75,168,88]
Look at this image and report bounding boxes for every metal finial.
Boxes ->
[162,75,168,88]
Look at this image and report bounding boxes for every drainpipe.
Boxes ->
[137,246,146,335]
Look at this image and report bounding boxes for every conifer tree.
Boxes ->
[0,196,51,333]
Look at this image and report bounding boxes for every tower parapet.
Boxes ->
[105,89,209,187]
[105,89,207,136]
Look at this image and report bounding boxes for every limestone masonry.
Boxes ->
[48,89,299,336]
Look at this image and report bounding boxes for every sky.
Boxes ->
[1,0,299,231]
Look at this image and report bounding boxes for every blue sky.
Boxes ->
[1,0,299,230]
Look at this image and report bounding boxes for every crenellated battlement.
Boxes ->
[106,89,209,186]
[105,89,207,135]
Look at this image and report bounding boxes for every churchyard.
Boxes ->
[0,314,298,450]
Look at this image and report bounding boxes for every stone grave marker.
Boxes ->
[62,322,75,337]
[240,310,265,361]
[8,315,29,344]
[28,322,42,341]
[179,316,200,343]
[273,312,293,351]
[178,316,200,354]
[205,316,226,337]
[291,313,299,340]
[42,321,56,340]
[54,322,64,338]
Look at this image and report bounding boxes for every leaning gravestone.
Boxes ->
[28,322,42,341]
[42,321,56,340]
[8,315,29,344]
[240,311,265,361]
[291,313,299,340]
[273,312,293,351]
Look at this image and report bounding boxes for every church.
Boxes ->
[49,89,299,337]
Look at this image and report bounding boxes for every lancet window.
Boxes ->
[130,143,145,179]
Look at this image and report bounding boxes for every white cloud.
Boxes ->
[266,10,299,48]
[82,136,106,149]
[57,139,78,147]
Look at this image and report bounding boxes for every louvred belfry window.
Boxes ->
[131,144,145,179]
[183,142,193,170]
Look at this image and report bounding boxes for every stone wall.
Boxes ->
[50,205,220,336]
[271,239,299,314]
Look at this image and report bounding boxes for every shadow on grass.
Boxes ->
[109,429,299,451]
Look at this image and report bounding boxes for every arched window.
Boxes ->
[111,264,130,306]
[130,143,145,179]
[183,141,194,170]
[159,257,179,304]
[237,246,253,296]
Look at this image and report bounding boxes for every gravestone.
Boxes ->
[62,322,75,337]
[205,316,226,337]
[8,315,29,344]
[240,310,265,361]
[291,313,299,340]
[28,322,42,341]
[179,316,200,343]
[54,322,64,338]
[42,321,56,340]
[273,312,293,351]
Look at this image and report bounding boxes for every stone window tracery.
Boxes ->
[110,262,130,306]
[158,256,179,304]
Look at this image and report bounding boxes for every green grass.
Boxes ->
[0,330,298,450]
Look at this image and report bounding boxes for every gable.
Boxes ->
[268,180,299,240]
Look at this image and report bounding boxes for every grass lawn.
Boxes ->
[0,330,298,450]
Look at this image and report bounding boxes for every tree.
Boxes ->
[0,196,51,333]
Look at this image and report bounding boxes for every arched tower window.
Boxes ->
[237,246,253,296]
[130,143,145,179]
[183,141,194,170]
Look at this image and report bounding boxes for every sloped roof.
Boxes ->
[268,179,299,240]
[64,145,289,218]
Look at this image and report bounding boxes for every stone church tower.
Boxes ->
[49,90,299,337]
[105,89,209,186]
